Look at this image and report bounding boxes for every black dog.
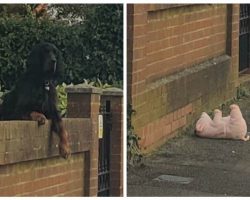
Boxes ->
[1,42,71,159]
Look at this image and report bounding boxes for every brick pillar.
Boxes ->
[127,4,148,106]
[127,4,134,104]
[226,4,240,97]
[66,85,102,196]
[127,4,148,140]
[102,88,123,196]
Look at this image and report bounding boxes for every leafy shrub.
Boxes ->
[127,104,142,166]
[55,78,120,117]
[0,4,123,91]
[56,83,67,117]
[84,4,123,84]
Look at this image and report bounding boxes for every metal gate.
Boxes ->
[239,4,250,72]
[98,100,111,196]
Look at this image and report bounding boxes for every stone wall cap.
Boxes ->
[66,84,102,94]
[149,54,231,90]
[102,87,123,96]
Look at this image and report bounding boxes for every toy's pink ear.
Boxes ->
[230,104,238,110]
[214,109,221,113]
[196,124,204,132]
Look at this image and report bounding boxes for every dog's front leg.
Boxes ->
[51,114,71,159]
[57,121,71,159]
[30,111,47,125]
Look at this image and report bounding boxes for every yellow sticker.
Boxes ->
[98,115,103,139]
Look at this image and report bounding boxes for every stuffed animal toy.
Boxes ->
[195,104,249,141]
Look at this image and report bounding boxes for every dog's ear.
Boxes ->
[54,47,65,84]
[26,43,44,76]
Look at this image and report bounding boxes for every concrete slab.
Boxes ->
[128,95,250,197]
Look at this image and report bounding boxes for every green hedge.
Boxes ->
[0,4,123,91]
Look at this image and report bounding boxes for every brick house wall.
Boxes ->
[127,4,240,152]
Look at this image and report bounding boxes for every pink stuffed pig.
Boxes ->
[195,104,249,141]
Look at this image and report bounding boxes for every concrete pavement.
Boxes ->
[127,95,250,197]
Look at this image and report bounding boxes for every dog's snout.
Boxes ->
[49,54,57,73]
[50,52,56,62]
[52,60,57,73]
[51,56,56,63]
[51,59,56,65]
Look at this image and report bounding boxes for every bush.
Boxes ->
[0,4,123,91]
[84,4,123,83]
[127,104,142,166]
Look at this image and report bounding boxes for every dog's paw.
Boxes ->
[59,141,71,159]
[37,116,46,126]
[30,111,46,126]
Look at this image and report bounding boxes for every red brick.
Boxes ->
[164,124,172,135]
[171,120,179,132]
[0,174,17,188]
[88,187,98,197]
[64,189,83,196]
[134,5,147,14]
[0,186,14,196]
[129,4,235,154]
[173,110,178,121]
[179,117,187,127]
[18,171,36,184]
[56,182,71,194]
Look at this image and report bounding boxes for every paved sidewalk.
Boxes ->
[127,96,250,197]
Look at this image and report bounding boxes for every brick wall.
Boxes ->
[146,4,226,82]
[102,88,123,196]
[0,86,123,196]
[67,86,123,197]
[0,119,90,196]
[0,154,84,196]
[127,4,240,152]
[67,86,101,196]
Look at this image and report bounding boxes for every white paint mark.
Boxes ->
[153,174,193,184]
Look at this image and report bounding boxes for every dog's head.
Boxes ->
[26,42,64,81]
